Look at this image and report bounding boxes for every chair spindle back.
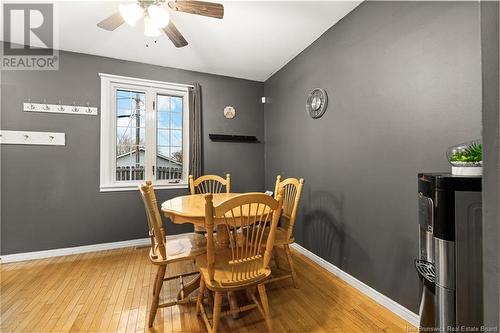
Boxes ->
[139,181,167,260]
[273,176,304,240]
[189,174,231,195]
[204,191,283,286]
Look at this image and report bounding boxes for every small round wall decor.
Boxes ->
[306,88,328,119]
[223,106,236,119]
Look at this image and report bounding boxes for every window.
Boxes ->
[100,73,190,192]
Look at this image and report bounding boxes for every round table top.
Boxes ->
[161,193,239,225]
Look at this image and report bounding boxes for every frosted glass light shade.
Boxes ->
[119,3,144,26]
[148,5,169,28]
[144,17,161,37]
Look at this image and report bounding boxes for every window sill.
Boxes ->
[100,183,188,192]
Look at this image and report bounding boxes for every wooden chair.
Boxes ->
[139,181,207,328]
[189,174,231,234]
[269,176,304,288]
[189,174,231,195]
[196,191,284,333]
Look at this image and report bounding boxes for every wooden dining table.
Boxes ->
[161,192,239,228]
[161,192,266,318]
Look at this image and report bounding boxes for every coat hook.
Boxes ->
[86,102,92,113]
[43,99,50,111]
[28,98,35,110]
[72,101,78,112]
[57,100,64,111]
[24,134,29,140]
[48,135,54,141]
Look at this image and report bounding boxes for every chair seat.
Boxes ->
[196,249,271,291]
[150,232,206,264]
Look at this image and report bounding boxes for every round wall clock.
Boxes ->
[306,88,328,119]
[223,106,236,119]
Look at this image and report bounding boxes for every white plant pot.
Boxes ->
[451,166,483,176]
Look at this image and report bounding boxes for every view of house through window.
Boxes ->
[100,73,189,191]
[114,91,185,183]
[156,95,183,181]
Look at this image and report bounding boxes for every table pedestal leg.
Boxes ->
[228,291,240,319]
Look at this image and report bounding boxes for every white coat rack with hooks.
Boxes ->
[0,130,65,146]
[23,99,98,116]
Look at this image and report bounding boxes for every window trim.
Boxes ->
[99,73,191,192]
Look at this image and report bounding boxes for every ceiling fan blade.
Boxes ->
[162,21,188,48]
[97,11,124,31]
[168,1,224,19]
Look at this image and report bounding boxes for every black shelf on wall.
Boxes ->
[209,134,259,143]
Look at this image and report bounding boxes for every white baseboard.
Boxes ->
[290,243,420,328]
[0,237,151,263]
[0,233,199,264]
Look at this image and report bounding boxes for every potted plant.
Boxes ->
[447,140,482,176]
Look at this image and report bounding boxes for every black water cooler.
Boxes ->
[416,173,482,332]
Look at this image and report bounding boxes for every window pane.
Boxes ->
[156,147,182,182]
[158,112,170,129]
[116,90,145,127]
[171,112,182,129]
[157,129,170,146]
[170,147,182,162]
[157,94,183,182]
[158,96,170,112]
[171,96,183,113]
[157,146,170,157]
[116,127,129,145]
[117,127,145,146]
[171,130,182,146]
[116,88,146,182]
[158,95,183,112]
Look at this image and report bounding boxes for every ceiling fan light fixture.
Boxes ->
[144,16,162,37]
[147,5,169,28]
[119,3,143,26]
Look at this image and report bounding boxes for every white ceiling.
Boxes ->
[17,1,362,81]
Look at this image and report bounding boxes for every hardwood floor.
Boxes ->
[0,246,414,332]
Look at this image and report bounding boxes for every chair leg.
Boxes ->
[284,244,298,288]
[207,290,214,310]
[148,265,166,327]
[196,276,206,315]
[257,284,273,332]
[152,267,159,295]
[273,247,281,270]
[212,292,223,333]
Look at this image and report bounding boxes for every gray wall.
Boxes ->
[0,1,488,317]
[480,0,500,327]
[263,1,482,312]
[1,50,264,255]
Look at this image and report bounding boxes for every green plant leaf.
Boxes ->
[450,143,482,162]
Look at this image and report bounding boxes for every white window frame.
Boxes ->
[99,73,191,192]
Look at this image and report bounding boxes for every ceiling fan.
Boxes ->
[97,0,224,48]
